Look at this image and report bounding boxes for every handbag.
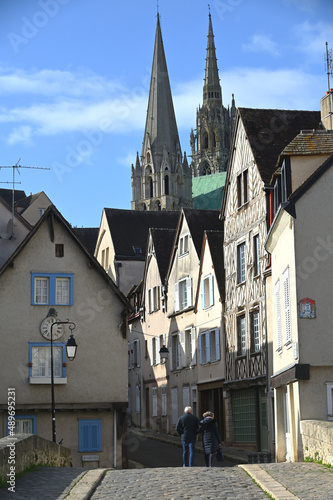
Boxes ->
[216,447,224,462]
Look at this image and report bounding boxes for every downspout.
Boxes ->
[113,409,117,468]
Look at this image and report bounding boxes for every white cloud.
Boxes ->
[242,35,280,57]
[294,21,333,62]
[7,125,32,145]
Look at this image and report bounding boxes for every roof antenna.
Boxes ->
[157,0,159,15]
[325,42,333,130]
[208,3,211,14]
[0,160,50,239]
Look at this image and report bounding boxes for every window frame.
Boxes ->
[152,387,158,417]
[147,286,160,314]
[174,277,192,312]
[7,415,37,435]
[78,419,102,452]
[237,169,249,208]
[237,315,246,357]
[250,310,260,353]
[31,272,73,306]
[237,242,246,284]
[179,234,190,256]
[201,274,214,309]
[198,329,220,364]
[253,234,260,277]
[29,342,67,384]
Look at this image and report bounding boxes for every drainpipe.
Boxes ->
[113,409,117,468]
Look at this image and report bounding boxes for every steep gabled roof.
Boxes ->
[104,208,179,260]
[73,227,99,255]
[14,191,43,210]
[0,189,26,205]
[239,108,321,184]
[183,208,222,257]
[0,205,129,309]
[150,228,176,284]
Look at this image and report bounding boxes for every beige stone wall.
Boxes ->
[20,192,52,225]
[301,419,333,465]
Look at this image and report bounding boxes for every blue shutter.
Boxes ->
[198,334,203,364]
[215,329,221,361]
[79,420,101,452]
[206,332,211,363]
[209,275,214,307]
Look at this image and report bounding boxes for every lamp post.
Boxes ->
[50,318,77,443]
[159,344,169,363]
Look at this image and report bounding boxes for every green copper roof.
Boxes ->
[192,172,226,210]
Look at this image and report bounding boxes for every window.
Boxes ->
[283,267,292,345]
[133,246,143,254]
[274,178,281,215]
[275,280,282,351]
[161,385,167,416]
[198,329,220,364]
[7,415,37,435]
[150,335,165,366]
[176,328,196,368]
[165,175,169,195]
[38,208,46,218]
[31,273,73,306]
[174,277,192,312]
[179,234,189,256]
[250,311,260,353]
[152,387,158,417]
[172,333,181,370]
[147,286,160,313]
[281,158,291,203]
[237,170,248,208]
[149,177,153,198]
[201,274,214,309]
[237,315,246,356]
[129,340,140,369]
[136,384,141,414]
[78,419,101,452]
[29,343,67,384]
[237,243,246,284]
[253,235,260,277]
[55,244,64,257]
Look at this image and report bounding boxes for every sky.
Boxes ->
[0,0,332,227]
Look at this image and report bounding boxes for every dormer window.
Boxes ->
[179,234,189,256]
[133,246,143,255]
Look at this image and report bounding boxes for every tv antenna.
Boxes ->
[0,159,50,239]
[324,42,333,130]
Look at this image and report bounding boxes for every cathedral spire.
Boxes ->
[203,12,222,104]
[141,13,181,166]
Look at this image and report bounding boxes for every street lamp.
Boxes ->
[159,344,169,362]
[49,316,78,443]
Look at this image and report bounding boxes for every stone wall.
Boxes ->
[0,434,71,484]
[301,420,333,465]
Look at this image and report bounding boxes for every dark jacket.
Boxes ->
[199,417,221,454]
[176,412,200,443]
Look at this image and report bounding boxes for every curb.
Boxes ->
[239,464,300,500]
[65,468,108,500]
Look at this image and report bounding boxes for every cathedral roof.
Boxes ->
[141,13,181,163]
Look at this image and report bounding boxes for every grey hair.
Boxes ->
[184,406,193,413]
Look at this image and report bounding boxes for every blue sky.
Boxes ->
[0,0,332,227]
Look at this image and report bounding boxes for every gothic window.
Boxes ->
[212,132,216,148]
[201,163,211,176]
[149,177,153,198]
[147,152,151,163]
[203,132,208,150]
[143,203,147,211]
[165,175,169,195]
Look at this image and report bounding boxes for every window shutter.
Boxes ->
[186,277,192,307]
[206,331,211,363]
[198,334,203,364]
[283,268,292,343]
[215,329,221,361]
[275,280,282,350]
[150,338,154,366]
[174,283,180,311]
[136,340,140,368]
[179,331,186,367]
[201,280,205,310]
[90,422,100,451]
[190,327,196,365]
[79,422,90,452]
[156,336,161,364]
[209,275,214,307]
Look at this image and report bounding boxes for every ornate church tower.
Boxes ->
[131,14,192,211]
[191,13,236,177]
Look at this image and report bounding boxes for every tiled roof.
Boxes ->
[239,108,321,184]
[104,209,179,260]
[15,192,42,210]
[150,228,176,283]
[0,189,26,205]
[280,130,333,156]
[183,208,223,257]
[192,172,226,210]
[73,227,99,255]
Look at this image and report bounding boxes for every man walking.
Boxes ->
[176,406,200,467]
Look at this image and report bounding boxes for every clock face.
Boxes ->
[40,317,64,340]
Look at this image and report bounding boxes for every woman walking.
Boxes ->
[199,411,222,467]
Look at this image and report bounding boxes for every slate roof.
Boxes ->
[104,209,179,260]
[15,192,42,210]
[238,108,322,184]
[183,208,222,257]
[192,172,226,210]
[205,230,225,300]
[150,228,176,283]
[73,227,99,255]
[0,189,26,205]
[280,130,333,156]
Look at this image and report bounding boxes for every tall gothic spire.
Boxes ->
[203,13,222,105]
[141,13,181,164]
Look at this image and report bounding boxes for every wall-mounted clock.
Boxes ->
[40,316,64,340]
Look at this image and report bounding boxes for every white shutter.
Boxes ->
[186,277,192,307]
[190,327,197,365]
[283,268,292,343]
[150,338,154,366]
[156,336,161,364]
[275,280,282,350]
[209,275,214,307]
[201,280,205,309]
[179,331,186,367]
[174,283,180,311]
